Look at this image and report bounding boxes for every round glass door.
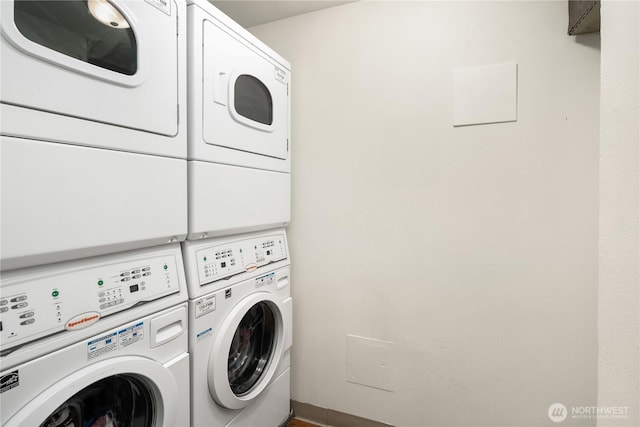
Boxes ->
[233,75,273,126]
[228,301,276,396]
[14,0,137,75]
[40,374,154,427]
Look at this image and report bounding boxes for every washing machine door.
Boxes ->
[202,19,289,160]
[1,0,180,138]
[5,357,179,426]
[208,292,291,410]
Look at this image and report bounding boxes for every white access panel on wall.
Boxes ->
[453,62,518,127]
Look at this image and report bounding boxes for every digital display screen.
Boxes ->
[129,284,139,293]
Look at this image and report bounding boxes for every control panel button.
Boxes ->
[11,302,28,309]
[0,307,8,313]
[0,300,7,306]
[120,272,130,277]
[20,319,36,325]
[10,296,27,303]
[19,312,35,319]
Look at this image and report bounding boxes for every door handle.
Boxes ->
[213,70,229,106]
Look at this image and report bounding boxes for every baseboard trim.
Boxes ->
[291,400,394,427]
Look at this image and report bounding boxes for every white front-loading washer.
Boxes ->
[186,0,291,240]
[182,229,292,426]
[0,0,188,271]
[0,243,190,426]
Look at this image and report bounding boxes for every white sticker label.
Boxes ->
[119,322,144,347]
[255,272,275,288]
[87,332,118,360]
[195,295,216,318]
[145,0,171,16]
[275,67,287,84]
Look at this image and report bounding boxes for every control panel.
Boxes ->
[0,254,181,351]
[195,233,287,286]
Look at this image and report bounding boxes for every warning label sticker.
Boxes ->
[87,332,118,360]
[119,322,144,348]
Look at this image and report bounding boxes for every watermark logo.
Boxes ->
[548,403,629,422]
[548,403,568,423]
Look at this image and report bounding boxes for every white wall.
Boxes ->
[251,1,601,425]
[598,1,640,426]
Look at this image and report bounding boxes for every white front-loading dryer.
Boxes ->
[0,0,188,271]
[188,267,292,427]
[1,0,186,155]
[186,0,291,240]
[0,243,190,427]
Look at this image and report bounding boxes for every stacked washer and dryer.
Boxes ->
[0,0,192,425]
[0,0,293,426]
[184,1,293,426]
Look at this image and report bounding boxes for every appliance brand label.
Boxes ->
[275,67,287,84]
[87,331,118,360]
[0,371,19,394]
[145,0,171,16]
[119,322,144,347]
[66,312,101,331]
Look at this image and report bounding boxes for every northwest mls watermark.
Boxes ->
[548,403,629,423]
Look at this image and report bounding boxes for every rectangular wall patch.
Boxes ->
[453,62,518,126]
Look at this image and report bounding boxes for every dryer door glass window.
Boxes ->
[40,375,154,427]
[228,301,276,396]
[14,0,137,75]
[234,75,274,126]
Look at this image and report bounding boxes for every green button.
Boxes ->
[204,256,207,262]
[52,290,59,298]
[163,264,168,270]
[98,279,104,286]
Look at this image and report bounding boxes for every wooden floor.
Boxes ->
[287,419,321,427]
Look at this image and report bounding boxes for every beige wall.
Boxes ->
[598,1,640,426]
[251,1,601,425]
